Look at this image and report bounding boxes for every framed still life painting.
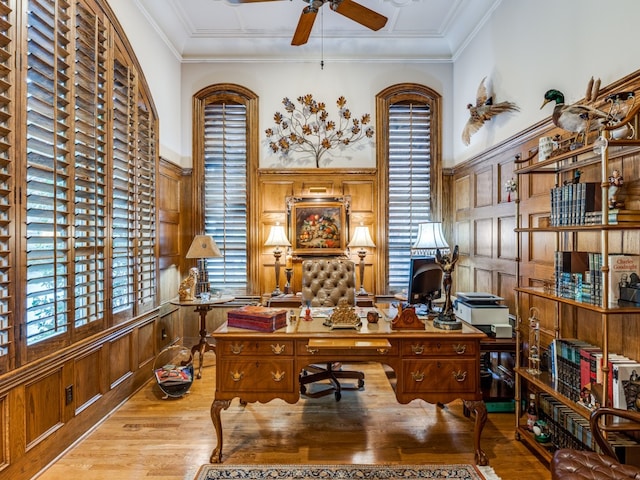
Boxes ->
[287,196,350,256]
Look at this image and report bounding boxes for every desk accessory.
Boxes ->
[324,300,361,330]
[391,303,421,330]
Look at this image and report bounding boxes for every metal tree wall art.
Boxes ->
[266,94,374,168]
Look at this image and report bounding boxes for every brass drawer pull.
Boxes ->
[453,344,467,354]
[411,344,424,355]
[271,343,286,355]
[452,370,467,382]
[271,370,286,382]
[306,345,319,354]
[230,343,244,355]
[411,370,425,382]
[230,370,244,382]
[376,348,390,355]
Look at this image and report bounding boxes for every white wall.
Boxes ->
[181,62,453,169]
[112,0,640,170]
[106,0,183,165]
[453,0,640,165]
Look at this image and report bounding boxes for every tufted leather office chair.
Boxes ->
[299,259,365,401]
[551,407,640,480]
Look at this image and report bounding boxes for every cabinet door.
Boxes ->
[401,359,478,394]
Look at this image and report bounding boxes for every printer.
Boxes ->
[453,292,510,334]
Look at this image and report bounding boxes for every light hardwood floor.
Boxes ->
[34,353,551,480]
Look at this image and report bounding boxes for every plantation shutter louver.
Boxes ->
[387,102,432,293]
[203,102,247,295]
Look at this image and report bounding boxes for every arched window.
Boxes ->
[192,85,259,295]
[376,84,442,294]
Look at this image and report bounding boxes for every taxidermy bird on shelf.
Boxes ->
[540,86,611,142]
[462,77,519,146]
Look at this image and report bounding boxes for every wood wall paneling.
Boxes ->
[498,215,516,260]
[137,322,155,370]
[474,268,493,293]
[74,349,103,412]
[109,334,133,388]
[474,218,493,258]
[454,175,471,212]
[474,168,493,208]
[455,220,470,256]
[0,394,5,467]
[25,371,62,448]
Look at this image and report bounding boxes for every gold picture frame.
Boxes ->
[286,196,350,256]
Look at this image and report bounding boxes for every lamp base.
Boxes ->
[356,287,369,296]
[271,288,283,297]
[433,311,462,330]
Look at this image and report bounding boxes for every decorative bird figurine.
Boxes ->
[540,89,610,137]
[462,77,519,146]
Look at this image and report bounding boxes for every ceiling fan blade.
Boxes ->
[332,0,387,31]
[291,8,317,46]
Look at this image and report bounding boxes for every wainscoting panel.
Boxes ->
[454,175,470,212]
[74,348,103,412]
[137,321,155,370]
[474,168,493,208]
[0,394,5,467]
[474,218,493,258]
[109,334,133,388]
[455,220,470,256]
[474,268,493,293]
[25,370,62,448]
[498,215,516,260]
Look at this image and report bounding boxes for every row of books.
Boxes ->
[538,391,640,459]
[554,252,640,307]
[538,392,593,451]
[550,182,601,226]
[548,338,640,412]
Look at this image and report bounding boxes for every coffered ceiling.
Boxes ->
[135,0,501,62]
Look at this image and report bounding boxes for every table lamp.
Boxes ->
[348,224,376,296]
[185,234,222,297]
[411,222,450,257]
[264,223,291,296]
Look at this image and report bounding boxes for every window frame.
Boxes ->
[376,84,442,295]
[192,84,259,295]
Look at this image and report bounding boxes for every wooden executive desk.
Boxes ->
[209,305,488,465]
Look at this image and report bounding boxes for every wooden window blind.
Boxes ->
[387,102,432,292]
[203,101,248,295]
[0,0,12,364]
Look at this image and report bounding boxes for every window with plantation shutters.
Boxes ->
[202,101,248,295]
[381,86,441,294]
[21,0,158,352]
[25,0,73,344]
[111,57,136,316]
[0,0,13,366]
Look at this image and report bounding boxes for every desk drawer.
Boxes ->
[401,340,476,357]
[218,359,295,392]
[217,339,294,356]
[296,339,397,357]
[401,359,478,394]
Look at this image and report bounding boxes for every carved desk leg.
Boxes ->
[462,399,488,466]
[210,399,231,463]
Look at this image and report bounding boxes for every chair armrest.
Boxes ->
[590,407,640,460]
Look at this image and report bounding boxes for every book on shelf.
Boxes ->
[613,362,640,410]
[608,254,640,307]
[550,182,601,226]
[608,209,640,224]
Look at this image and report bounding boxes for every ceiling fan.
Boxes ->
[231,0,388,46]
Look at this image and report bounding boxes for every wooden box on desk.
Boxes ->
[227,305,288,332]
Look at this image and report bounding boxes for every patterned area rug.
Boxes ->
[194,464,502,480]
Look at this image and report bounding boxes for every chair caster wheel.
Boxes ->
[334,391,342,401]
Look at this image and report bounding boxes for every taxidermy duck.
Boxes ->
[462,77,519,146]
[540,88,611,136]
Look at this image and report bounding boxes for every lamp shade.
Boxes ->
[185,235,222,259]
[412,222,449,254]
[348,225,376,248]
[264,224,291,247]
